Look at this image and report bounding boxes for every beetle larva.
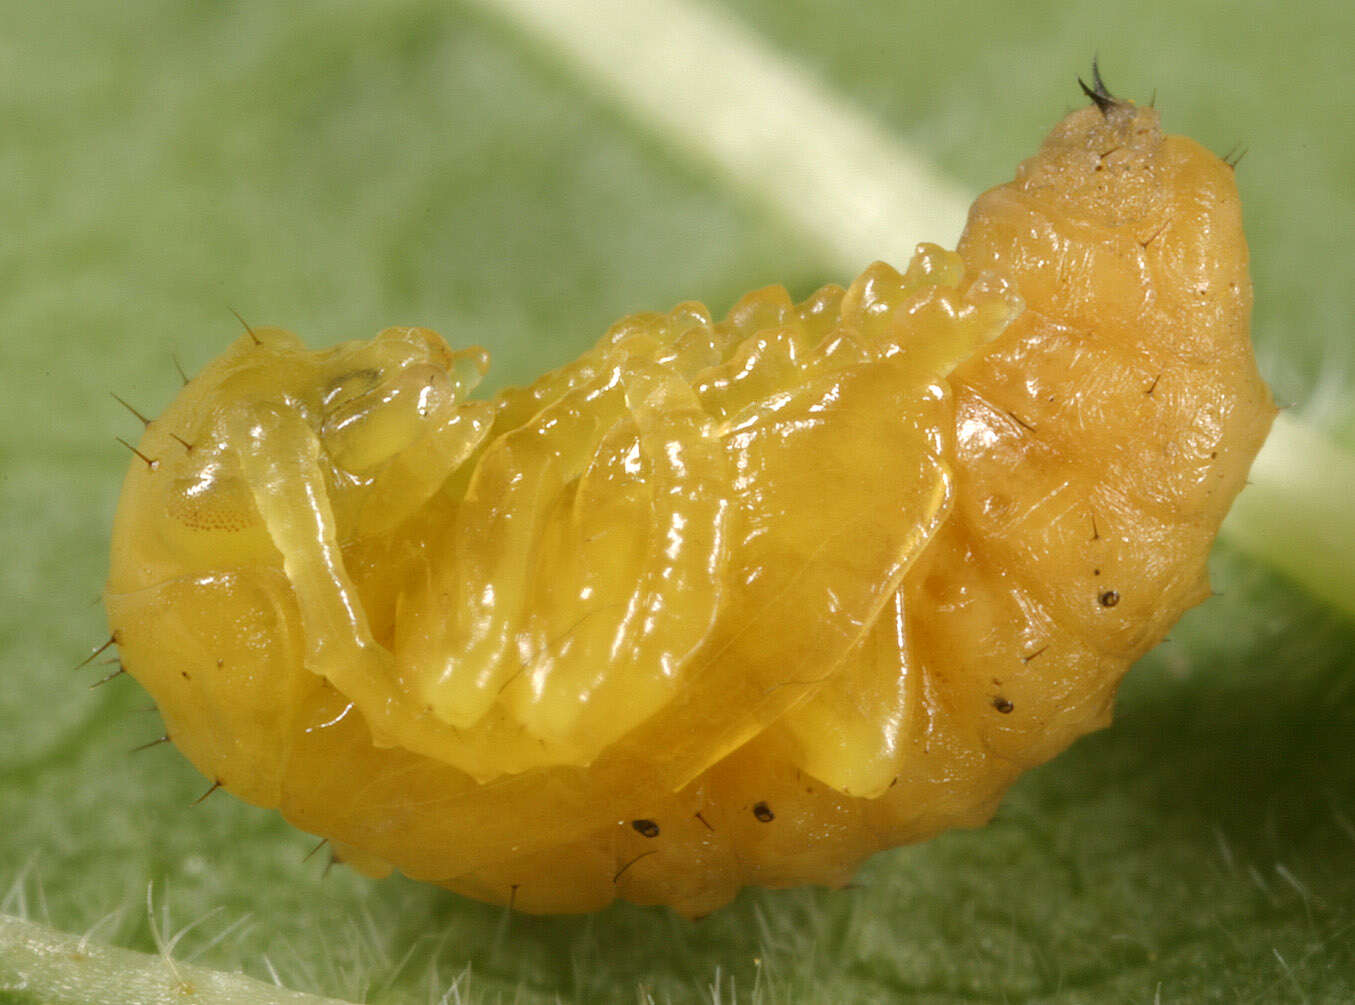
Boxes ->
[104,79,1274,917]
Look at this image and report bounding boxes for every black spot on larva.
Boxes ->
[1099,589,1121,607]
[631,819,660,839]
[1077,59,1117,115]
[752,802,775,823]
[694,811,714,831]
[993,697,1015,714]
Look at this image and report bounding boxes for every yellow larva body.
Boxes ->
[105,94,1274,917]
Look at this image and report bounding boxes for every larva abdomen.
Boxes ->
[104,87,1273,917]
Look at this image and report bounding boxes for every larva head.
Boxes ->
[105,324,494,806]
[107,325,492,597]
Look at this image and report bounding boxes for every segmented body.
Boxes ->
[105,93,1273,916]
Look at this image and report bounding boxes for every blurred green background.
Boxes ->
[2,1,1353,1001]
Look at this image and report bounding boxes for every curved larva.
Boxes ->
[104,87,1274,917]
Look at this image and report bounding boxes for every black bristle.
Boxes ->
[1078,58,1117,115]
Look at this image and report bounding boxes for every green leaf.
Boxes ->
[3,0,1353,1002]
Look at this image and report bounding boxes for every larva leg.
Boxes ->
[222,399,412,747]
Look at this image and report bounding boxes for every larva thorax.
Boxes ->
[104,89,1273,917]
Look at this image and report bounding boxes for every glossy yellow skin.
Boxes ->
[105,97,1274,917]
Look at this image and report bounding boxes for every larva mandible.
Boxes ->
[104,77,1275,917]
